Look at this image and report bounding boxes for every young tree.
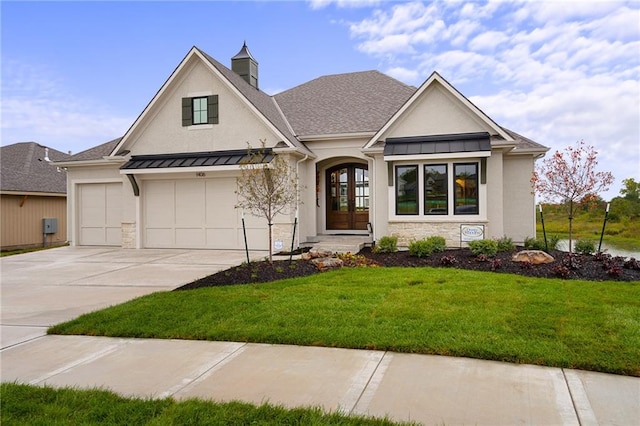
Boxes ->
[235,141,301,263]
[531,140,614,252]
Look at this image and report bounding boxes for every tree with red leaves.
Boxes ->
[531,141,614,253]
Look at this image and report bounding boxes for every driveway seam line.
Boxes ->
[348,351,392,415]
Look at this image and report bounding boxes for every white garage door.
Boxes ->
[143,178,268,249]
[78,182,122,246]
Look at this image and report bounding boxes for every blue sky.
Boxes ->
[2,0,638,200]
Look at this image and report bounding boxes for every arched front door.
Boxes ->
[326,164,369,231]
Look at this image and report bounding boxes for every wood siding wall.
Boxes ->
[1,194,67,250]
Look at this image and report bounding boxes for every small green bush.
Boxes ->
[574,239,596,255]
[408,236,446,258]
[524,235,559,252]
[495,236,515,252]
[468,239,498,257]
[373,236,398,253]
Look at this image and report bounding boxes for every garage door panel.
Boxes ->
[176,228,206,247]
[205,179,237,223]
[78,183,122,246]
[145,228,174,247]
[176,180,205,226]
[143,177,267,250]
[145,181,175,227]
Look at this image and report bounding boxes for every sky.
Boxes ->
[2,0,638,201]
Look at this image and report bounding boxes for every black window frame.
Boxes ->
[395,165,419,215]
[424,164,448,215]
[453,162,479,215]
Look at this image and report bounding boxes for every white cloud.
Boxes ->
[336,0,640,199]
[1,60,132,154]
[308,0,380,10]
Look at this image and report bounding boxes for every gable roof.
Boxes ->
[1,142,70,194]
[274,71,415,138]
[111,47,312,158]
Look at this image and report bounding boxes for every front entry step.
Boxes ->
[303,235,373,254]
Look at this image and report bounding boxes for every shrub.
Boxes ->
[440,254,458,266]
[495,236,515,252]
[562,254,582,270]
[408,236,446,258]
[606,265,623,278]
[523,235,559,252]
[490,258,502,271]
[373,236,397,253]
[623,258,640,270]
[552,265,570,278]
[468,239,498,257]
[574,239,596,255]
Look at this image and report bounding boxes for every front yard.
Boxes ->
[49,267,640,376]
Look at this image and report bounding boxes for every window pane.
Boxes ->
[396,165,418,215]
[192,97,208,125]
[454,163,478,215]
[355,167,369,211]
[425,164,447,215]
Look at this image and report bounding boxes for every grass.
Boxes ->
[0,243,68,257]
[49,267,640,376]
[536,209,640,251]
[1,383,409,425]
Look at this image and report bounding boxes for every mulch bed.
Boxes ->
[176,247,640,290]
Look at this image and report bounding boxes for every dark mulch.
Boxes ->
[176,248,640,290]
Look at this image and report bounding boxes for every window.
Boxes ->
[192,97,208,125]
[396,165,418,215]
[424,164,447,215]
[181,95,218,126]
[454,163,478,215]
[393,161,481,217]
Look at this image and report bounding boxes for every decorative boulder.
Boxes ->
[302,249,334,260]
[512,250,555,265]
[311,257,344,271]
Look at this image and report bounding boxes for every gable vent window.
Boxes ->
[182,95,219,126]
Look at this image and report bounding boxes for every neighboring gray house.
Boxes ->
[1,142,71,249]
[55,43,548,250]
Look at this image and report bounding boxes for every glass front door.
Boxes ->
[326,164,369,230]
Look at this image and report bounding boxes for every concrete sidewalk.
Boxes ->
[2,247,639,425]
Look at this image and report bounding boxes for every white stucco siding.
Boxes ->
[486,151,504,239]
[502,155,536,243]
[126,58,281,156]
[383,83,495,138]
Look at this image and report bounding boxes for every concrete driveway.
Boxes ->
[0,246,265,349]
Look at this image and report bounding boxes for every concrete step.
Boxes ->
[304,235,373,254]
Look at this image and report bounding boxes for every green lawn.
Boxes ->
[49,267,640,376]
[1,383,409,425]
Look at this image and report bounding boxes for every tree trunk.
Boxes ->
[268,222,273,263]
[568,199,574,254]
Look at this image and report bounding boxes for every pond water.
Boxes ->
[557,239,640,259]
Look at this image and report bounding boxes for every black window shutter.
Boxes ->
[182,98,192,126]
[208,95,219,124]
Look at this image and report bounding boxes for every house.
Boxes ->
[1,142,70,250]
[55,43,548,251]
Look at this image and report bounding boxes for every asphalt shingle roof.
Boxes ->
[274,71,416,137]
[66,138,122,161]
[1,142,70,194]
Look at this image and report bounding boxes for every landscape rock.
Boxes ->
[512,250,555,265]
[311,257,343,271]
[304,248,334,259]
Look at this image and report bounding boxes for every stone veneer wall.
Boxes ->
[272,222,299,252]
[121,222,136,249]
[388,221,488,248]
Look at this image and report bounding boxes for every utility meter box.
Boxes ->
[43,218,58,234]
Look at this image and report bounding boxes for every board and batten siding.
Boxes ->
[1,194,67,250]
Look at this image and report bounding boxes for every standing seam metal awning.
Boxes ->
[120,148,274,170]
[383,132,491,156]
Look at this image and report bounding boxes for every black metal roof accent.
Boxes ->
[120,148,274,170]
[383,132,491,156]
